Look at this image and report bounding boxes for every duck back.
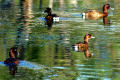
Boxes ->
[85,10,104,19]
[75,42,88,48]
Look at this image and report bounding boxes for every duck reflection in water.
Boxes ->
[45,19,53,30]
[44,7,59,30]
[73,34,95,58]
[103,16,110,26]
[82,3,114,20]
[4,47,19,75]
[74,48,93,58]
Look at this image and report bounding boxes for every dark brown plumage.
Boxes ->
[44,7,58,20]
[4,47,19,65]
[4,47,19,75]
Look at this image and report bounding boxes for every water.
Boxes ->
[0,0,120,80]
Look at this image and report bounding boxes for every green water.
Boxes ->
[0,0,120,80]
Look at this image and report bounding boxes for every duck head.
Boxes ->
[103,4,110,10]
[84,34,95,43]
[103,4,114,14]
[9,47,18,58]
[44,7,52,15]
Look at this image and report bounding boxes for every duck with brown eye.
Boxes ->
[4,47,19,65]
[9,47,19,58]
[82,3,114,20]
[44,7,59,22]
[72,34,95,51]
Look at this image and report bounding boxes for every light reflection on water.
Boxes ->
[0,0,120,80]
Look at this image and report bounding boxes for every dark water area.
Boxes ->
[0,0,120,80]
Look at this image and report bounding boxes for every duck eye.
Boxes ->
[107,4,110,7]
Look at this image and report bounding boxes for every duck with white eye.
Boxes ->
[82,3,114,20]
[73,34,95,51]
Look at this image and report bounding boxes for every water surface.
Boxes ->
[0,0,120,80]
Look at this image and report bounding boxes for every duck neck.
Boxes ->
[103,6,108,14]
[103,16,110,25]
[9,50,16,58]
[84,37,88,44]
[48,11,52,15]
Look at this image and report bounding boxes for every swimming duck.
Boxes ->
[82,3,114,19]
[4,47,19,65]
[73,34,95,50]
[4,47,19,75]
[4,48,19,75]
[9,47,18,58]
[44,7,59,22]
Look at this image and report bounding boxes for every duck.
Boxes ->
[4,47,19,65]
[9,47,18,58]
[82,3,114,19]
[73,34,95,50]
[44,7,59,22]
[4,47,19,75]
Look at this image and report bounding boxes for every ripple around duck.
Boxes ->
[37,17,83,22]
[52,66,70,69]
[37,17,46,21]
[71,13,83,17]
[0,61,44,70]
[0,62,4,66]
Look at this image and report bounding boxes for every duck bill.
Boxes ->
[110,7,114,10]
[91,36,95,38]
